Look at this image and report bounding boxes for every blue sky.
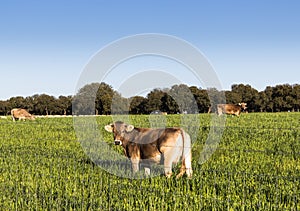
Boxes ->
[0,0,299,100]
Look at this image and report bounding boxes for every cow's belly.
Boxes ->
[142,154,162,164]
[140,145,162,164]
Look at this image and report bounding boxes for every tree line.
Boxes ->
[0,82,299,116]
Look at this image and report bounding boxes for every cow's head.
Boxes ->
[238,102,247,110]
[104,121,134,146]
[29,114,36,120]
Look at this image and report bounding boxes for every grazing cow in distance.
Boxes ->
[104,121,192,178]
[11,108,35,122]
[217,103,247,116]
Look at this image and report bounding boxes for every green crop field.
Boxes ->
[0,113,299,210]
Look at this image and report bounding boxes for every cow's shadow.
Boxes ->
[89,158,166,178]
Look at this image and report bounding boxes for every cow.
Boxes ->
[104,121,192,179]
[217,103,247,116]
[11,108,35,122]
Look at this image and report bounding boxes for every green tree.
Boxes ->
[57,95,72,115]
[226,89,242,104]
[262,86,274,112]
[292,84,300,111]
[231,84,259,112]
[129,96,148,114]
[160,93,179,114]
[207,88,226,112]
[96,82,116,115]
[73,82,123,115]
[146,89,165,113]
[272,84,293,112]
[0,100,9,115]
[168,84,197,114]
[8,96,26,109]
[189,86,210,113]
[25,96,35,113]
[33,94,56,115]
[111,92,129,115]
[73,83,99,115]
[256,91,267,112]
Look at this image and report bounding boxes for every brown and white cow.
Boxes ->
[104,121,192,178]
[217,103,247,116]
[11,108,35,122]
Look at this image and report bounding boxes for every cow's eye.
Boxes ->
[116,130,125,137]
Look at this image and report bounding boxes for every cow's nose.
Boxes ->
[114,140,121,145]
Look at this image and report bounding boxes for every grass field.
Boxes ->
[0,113,299,210]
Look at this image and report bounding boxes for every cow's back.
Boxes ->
[226,104,240,115]
[11,108,26,117]
[217,104,241,116]
[11,108,34,121]
[135,127,181,145]
[133,127,183,160]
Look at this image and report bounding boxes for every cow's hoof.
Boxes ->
[175,172,184,179]
[165,173,172,179]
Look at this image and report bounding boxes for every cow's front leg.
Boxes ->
[128,143,140,173]
[141,160,152,176]
[164,166,173,178]
[163,152,174,178]
[130,158,139,173]
[144,167,151,176]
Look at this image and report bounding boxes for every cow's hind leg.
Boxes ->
[179,131,193,179]
[184,154,193,178]
[176,160,186,179]
[176,153,192,179]
[163,146,182,178]
[163,149,175,178]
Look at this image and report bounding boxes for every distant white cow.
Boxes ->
[11,108,35,122]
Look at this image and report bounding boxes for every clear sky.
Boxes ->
[1,0,299,100]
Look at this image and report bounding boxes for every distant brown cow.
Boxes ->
[105,121,192,178]
[11,108,35,122]
[217,103,247,116]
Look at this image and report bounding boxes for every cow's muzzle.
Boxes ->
[114,140,122,145]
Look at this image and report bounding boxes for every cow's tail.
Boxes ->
[178,129,192,178]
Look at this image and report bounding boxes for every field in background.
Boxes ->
[0,113,299,210]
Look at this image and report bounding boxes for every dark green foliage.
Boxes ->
[0,83,299,115]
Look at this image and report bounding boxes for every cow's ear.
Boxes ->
[104,124,113,132]
[126,125,134,132]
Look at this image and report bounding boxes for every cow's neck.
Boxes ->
[124,128,140,143]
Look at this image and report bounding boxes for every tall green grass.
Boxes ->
[0,113,299,210]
